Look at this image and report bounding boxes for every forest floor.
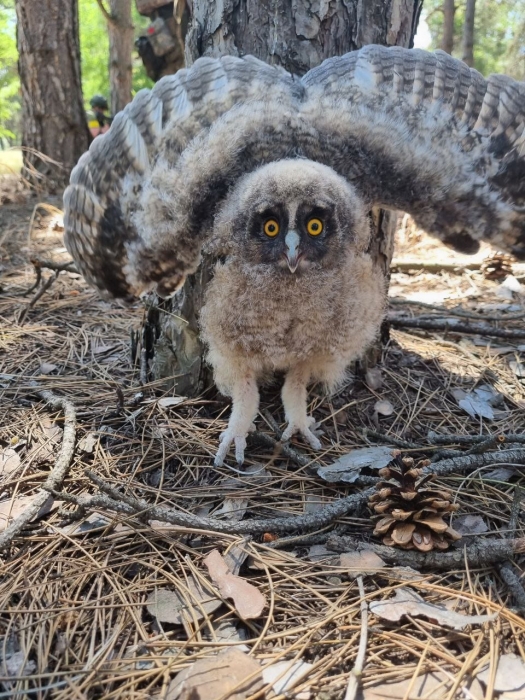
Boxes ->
[1,178,525,699]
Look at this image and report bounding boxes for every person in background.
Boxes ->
[87,95,112,138]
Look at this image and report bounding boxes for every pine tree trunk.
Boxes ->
[462,0,476,67]
[15,0,90,190]
[108,0,133,114]
[147,0,422,393]
[441,0,455,55]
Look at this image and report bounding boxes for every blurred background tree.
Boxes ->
[0,1,20,145]
[423,0,525,79]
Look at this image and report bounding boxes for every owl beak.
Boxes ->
[284,229,301,273]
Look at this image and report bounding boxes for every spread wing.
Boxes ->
[64,46,525,300]
[63,55,297,298]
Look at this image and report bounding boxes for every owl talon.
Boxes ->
[214,430,249,467]
[282,421,322,451]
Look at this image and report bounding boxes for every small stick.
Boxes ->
[387,313,525,340]
[0,389,76,550]
[327,534,525,570]
[422,448,525,478]
[427,433,525,446]
[344,576,368,700]
[362,428,419,449]
[391,258,525,277]
[389,297,525,321]
[47,477,376,535]
[30,257,77,273]
[18,271,58,324]
[464,435,505,456]
[499,562,525,613]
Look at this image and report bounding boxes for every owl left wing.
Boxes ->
[301,45,525,257]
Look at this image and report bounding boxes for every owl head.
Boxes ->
[213,159,371,272]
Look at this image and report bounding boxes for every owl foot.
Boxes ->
[214,423,256,467]
[281,416,322,451]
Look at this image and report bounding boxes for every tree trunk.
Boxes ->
[96,0,133,114]
[441,0,455,55]
[462,0,476,67]
[15,0,90,190]
[148,0,422,393]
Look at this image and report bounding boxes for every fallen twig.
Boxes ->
[344,576,368,700]
[391,257,525,278]
[499,562,525,613]
[30,257,77,273]
[18,271,58,324]
[421,448,525,477]
[387,313,525,339]
[47,470,376,535]
[0,389,77,551]
[389,297,525,321]
[327,534,525,570]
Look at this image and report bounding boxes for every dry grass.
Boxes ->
[0,194,525,698]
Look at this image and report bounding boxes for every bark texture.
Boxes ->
[96,0,134,114]
[15,0,90,190]
[462,0,476,67]
[149,0,422,393]
[441,0,455,55]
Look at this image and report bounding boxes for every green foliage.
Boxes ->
[0,0,20,144]
[79,0,154,111]
[423,0,525,79]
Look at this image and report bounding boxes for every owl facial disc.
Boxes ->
[284,229,301,273]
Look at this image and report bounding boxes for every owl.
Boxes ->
[64,45,525,466]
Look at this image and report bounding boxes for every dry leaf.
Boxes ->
[0,448,21,476]
[157,396,187,408]
[215,497,249,521]
[452,514,488,536]
[39,362,58,374]
[78,433,98,454]
[317,446,396,484]
[308,544,338,564]
[369,587,497,630]
[1,650,37,678]
[204,549,266,619]
[146,579,222,625]
[477,653,525,694]
[262,659,313,695]
[340,550,386,577]
[454,384,503,421]
[365,367,383,390]
[0,494,55,533]
[166,647,263,700]
[362,670,484,699]
[374,400,395,417]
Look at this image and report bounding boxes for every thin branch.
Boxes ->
[0,389,77,550]
[387,313,525,339]
[389,297,525,321]
[18,272,58,324]
[48,472,376,535]
[421,448,525,478]
[94,0,114,24]
[327,535,525,570]
[391,257,525,278]
[344,576,368,700]
[499,562,525,613]
[31,257,77,273]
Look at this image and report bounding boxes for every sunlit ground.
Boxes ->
[0,148,22,175]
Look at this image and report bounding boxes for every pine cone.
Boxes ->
[369,455,461,552]
[481,252,514,280]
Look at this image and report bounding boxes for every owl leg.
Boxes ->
[214,373,259,467]
[281,364,322,451]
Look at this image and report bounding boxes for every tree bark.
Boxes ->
[96,0,133,114]
[441,0,455,55]
[148,0,422,393]
[462,0,476,67]
[15,0,90,190]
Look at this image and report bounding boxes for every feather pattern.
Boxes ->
[64,45,525,299]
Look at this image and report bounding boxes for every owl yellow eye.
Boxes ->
[264,219,280,237]
[307,218,323,236]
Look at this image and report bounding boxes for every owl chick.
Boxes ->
[63,46,525,466]
[200,160,384,465]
